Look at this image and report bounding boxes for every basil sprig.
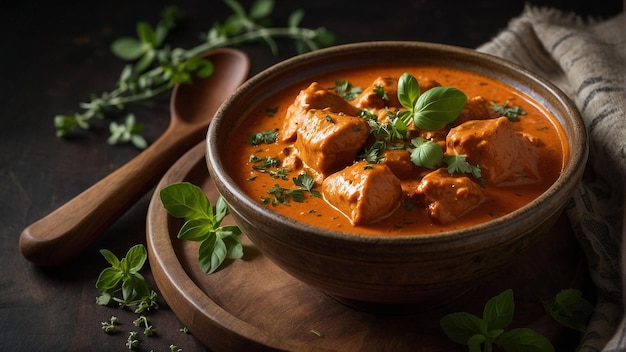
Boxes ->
[160,182,243,274]
[397,72,467,131]
[440,289,554,352]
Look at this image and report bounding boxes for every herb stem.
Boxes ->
[186,27,321,57]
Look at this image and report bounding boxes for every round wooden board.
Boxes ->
[146,142,587,351]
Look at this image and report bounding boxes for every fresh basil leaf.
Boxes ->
[198,233,228,274]
[99,249,121,268]
[544,289,594,332]
[409,138,443,169]
[440,312,487,344]
[95,267,124,291]
[222,234,244,259]
[125,244,147,273]
[483,289,515,331]
[397,72,420,109]
[413,86,467,131]
[160,182,212,220]
[215,196,229,224]
[497,328,555,352]
[178,218,214,241]
[218,225,243,239]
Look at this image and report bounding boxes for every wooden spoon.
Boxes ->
[19,48,250,266]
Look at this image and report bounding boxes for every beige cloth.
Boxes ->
[478,6,626,351]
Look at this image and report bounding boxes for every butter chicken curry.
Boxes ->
[224,65,567,236]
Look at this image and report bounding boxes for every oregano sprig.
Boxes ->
[159,182,243,274]
[95,244,159,313]
[55,0,334,148]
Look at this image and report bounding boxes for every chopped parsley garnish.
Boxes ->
[358,140,386,164]
[247,128,278,145]
[292,172,321,198]
[260,172,320,206]
[265,106,278,117]
[331,79,362,101]
[491,101,526,121]
[373,84,388,100]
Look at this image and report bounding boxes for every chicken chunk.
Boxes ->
[380,148,423,180]
[354,77,401,109]
[416,168,486,224]
[281,82,361,142]
[446,116,540,186]
[295,109,371,181]
[452,96,500,126]
[322,161,402,225]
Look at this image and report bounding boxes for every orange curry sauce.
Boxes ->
[224,65,568,236]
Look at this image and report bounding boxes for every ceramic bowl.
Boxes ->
[205,41,588,305]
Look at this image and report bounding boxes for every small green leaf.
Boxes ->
[95,267,124,291]
[397,72,420,109]
[198,233,227,274]
[497,328,554,352]
[222,233,244,259]
[215,196,229,223]
[177,218,214,241]
[99,249,121,268]
[160,182,212,220]
[125,244,147,273]
[249,0,274,20]
[440,312,487,345]
[413,86,467,131]
[543,289,594,332]
[136,21,157,46]
[409,137,443,169]
[110,37,146,60]
[483,289,514,331]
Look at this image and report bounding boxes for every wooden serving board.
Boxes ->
[146,142,587,351]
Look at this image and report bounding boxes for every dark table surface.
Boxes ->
[1,1,622,351]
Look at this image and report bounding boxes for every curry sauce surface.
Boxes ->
[224,65,568,236]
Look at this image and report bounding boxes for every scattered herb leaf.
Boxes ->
[331,79,362,101]
[247,128,278,146]
[440,289,554,352]
[159,182,243,274]
[491,100,526,121]
[95,244,159,313]
[543,289,594,332]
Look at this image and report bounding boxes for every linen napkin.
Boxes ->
[477,6,626,351]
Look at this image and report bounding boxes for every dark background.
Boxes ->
[1,1,622,351]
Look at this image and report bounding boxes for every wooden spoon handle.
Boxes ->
[19,126,201,266]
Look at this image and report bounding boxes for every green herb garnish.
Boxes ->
[261,172,320,205]
[491,100,526,121]
[408,137,482,183]
[95,244,159,313]
[440,289,554,352]
[397,72,467,131]
[293,172,321,198]
[543,289,594,332]
[373,84,388,100]
[265,106,278,117]
[247,128,278,146]
[159,182,243,274]
[331,79,362,101]
[358,140,387,164]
